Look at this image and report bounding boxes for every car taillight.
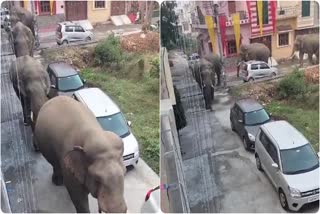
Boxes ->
[58,32,62,39]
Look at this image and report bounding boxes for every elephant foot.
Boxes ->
[52,173,63,186]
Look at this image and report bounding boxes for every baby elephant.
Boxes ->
[34,96,127,213]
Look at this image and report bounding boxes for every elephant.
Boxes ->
[289,34,319,67]
[34,96,127,213]
[9,56,50,144]
[239,43,270,63]
[10,6,36,36]
[203,54,223,86]
[11,22,34,57]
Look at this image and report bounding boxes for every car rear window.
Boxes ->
[56,24,61,32]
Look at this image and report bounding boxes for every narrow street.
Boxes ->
[0,29,159,213]
[170,51,319,213]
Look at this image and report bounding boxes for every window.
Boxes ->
[40,1,50,14]
[259,130,269,148]
[259,63,269,69]
[302,0,310,17]
[75,26,84,32]
[266,143,279,165]
[227,40,237,55]
[278,33,289,46]
[256,1,269,24]
[228,1,236,14]
[94,0,105,9]
[208,42,213,53]
[251,64,258,70]
[65,26,73,32]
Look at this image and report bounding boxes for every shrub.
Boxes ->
[277,70,307,99]
[149,57,160,78]
[94,35,123,67]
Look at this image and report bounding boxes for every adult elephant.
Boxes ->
[34,96,127,213]
[239,43,270,63]
[10,6,35,36]
[11,22,34,57]
[199,59,214,110]
[204,54,223,86]
[289,34,319,67]
[9,56,50,142]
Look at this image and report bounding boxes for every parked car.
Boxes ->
[56,22,93,45]
[230,98,271,150]
[47,62,86,98]
[1,8,10,29]
[72,88,139,167]
[255,120,319,211]
[141,186,161,213]
[240,60,278,82]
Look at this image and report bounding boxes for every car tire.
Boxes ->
[85,36,91,42]
[279,189,289,211]
[248,77,254,82]
[243,136,249,151]
[272,72,276,77]
[62,40,68,45]
[230,120,235,131]
[255,154,263,171]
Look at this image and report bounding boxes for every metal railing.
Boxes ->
[277,6,299,20]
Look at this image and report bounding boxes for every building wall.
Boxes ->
[87,0,111,24]
[297,0,315,28]
[272,18,296,60]
[56,0,64,14]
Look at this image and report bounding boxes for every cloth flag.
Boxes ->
[232,13,241,53]
[270,1,277,34]
[246,0,252,24]
[23,0,28,10]
[205,16,215,54]
[50,0,54,15]
[219,15,227,56]
[257,0,263,35]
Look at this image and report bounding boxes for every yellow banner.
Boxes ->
[205,16,215,54]
[23,0,28,10]
[257,0,263,35]
[232,13,241,53]
[50,0,54,15]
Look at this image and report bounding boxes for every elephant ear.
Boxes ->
[63,146,88,184]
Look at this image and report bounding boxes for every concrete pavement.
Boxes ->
[170,51,319,213]
[1,29,159,213]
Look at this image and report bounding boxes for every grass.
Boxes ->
[81,64,160,174]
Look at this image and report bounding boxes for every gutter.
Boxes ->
[1,171,11,213]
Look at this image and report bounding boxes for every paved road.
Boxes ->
[1,29,159,213]
[170,51,319,213]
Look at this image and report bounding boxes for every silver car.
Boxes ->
[240,60,278,82]
[255,120,319,211]
[56,22,93,45]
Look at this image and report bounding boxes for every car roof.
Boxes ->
[245,60,267,65]
[48,62,78,77]
[261,120,309,150]
[74,88,120,117]
[235,98,264,112]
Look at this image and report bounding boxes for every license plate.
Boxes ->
[308,195,319,202]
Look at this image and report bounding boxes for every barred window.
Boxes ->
[278,33,289,46]
[40,1,50,13]
[94,0,105,9]
[227,40,237,55]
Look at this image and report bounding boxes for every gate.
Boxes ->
[111,1,126,16]
[65,1,87,21]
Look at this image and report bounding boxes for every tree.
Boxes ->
[161,1,178,49]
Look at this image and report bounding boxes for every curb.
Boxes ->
[1,171,11,213]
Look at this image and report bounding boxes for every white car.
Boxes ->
[73,88,139,167]
[56,22,93,45]
[255,120,319,211]
[240,60,278,82]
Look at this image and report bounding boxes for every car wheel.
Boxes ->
[230,120,235,131]
[248,77,254,82]
[255,154,263,171]
[62,40,68,45]
[85,36,91,42]
[243,136,249,151]
[272,72,276,77]
[279,189,289,211]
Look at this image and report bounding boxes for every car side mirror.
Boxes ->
[238,119,243,123]
[127,121,132,127]
[82,79,87,84]
[317,152,320,158]
[50,84,56,89]
[271,163,279,170]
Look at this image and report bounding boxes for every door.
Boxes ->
[111,1,126,16]
[250,64,259,79]
[74,26,86,41]
[234,105,244,134]
[64,26,75,42]
[65,1,87,21]
[258,62,270,77]
[264,139,281,187]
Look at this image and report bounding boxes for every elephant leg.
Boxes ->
[299,52,304,67]
[308,53,313,65]
[52,166,63,186]
[64,172,90,213]
[316,52,319,64]
[216,73,221,86]
[19,94,31,126]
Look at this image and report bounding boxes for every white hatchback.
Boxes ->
[240,60,278,82]
[56,22,93,45]
[255,120,319,211]
[73,88,139,167]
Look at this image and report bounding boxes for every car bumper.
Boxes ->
[123,151,139,167]
[287,194,319,211]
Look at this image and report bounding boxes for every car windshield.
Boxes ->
[281,144,319,175]
[244,109,270,125]
[57,75,83,92]
[1,10,9,15]
[97,113,130,138]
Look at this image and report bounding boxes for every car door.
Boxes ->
[250,64,259,79]
[48,70,58,98]
[64,26,74,42]
[259,62,271,77]
[74,26,86,41]
[234,105,244,134]
[264,139,281,187]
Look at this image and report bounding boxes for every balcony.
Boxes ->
[276,6,299,20]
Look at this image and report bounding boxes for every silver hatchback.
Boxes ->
[255,120,319,211]
[56,22,93,45]
[240,60,278,82]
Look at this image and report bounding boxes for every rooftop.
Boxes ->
[262,120,309,150]
[236,98,264,112]
[48,62,79,77]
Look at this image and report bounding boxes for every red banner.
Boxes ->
[219,15,227,56]
[246,0,252,24]
[270,0,277,34]
[34,0,39,14]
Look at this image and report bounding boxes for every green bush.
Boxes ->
[277,70,307,99]
[149,57,160,78]
[94,35,123,67]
